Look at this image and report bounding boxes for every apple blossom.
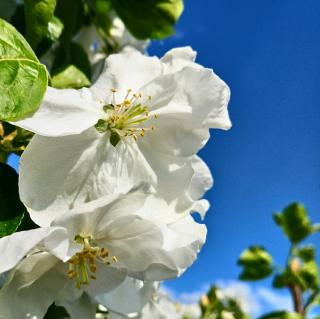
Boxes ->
[14,47,229,226]
[0,189,206,318]
[109,288,201,319]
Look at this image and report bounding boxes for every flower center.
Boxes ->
[95,89,157,146]
[67,235,118,289]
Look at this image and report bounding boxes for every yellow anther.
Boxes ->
[112,256,118,263]
[111,88,117,93]
[90,265,97,273]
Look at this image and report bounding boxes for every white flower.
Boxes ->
[0,189,206,318]
[110,16,150,53]
[96,279,158,318]
[110,287,201,319]
[14,47,230,226]
[73,16,149,82]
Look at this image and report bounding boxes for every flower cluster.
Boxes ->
[0,45,230,318]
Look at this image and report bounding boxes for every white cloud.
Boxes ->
[163,280,293,317]
[256,287,292,312]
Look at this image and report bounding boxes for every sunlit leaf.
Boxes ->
[0,19,48,121]
[258,311,303,319]
[51,64,90,89]
[24,0,63,50]
[112,0,184,39]
[238,246,274,281]
[273,203,313,243]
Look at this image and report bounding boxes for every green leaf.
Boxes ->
[24,0,62,50]
[300,260,319,290]
[0,214,24,238]
[0,162,25,237]
[0,0,16,21]
[0,59,48,121]
[0,18,37,61]
[296,246,315,262]
[51,64,90,89]
[55,0,86,47]
[0,19,48,121]
[258,311,303,319]
[238,246,274,281]
[273,269,307,290]
[273,203,313,243]
[111,0,184,39]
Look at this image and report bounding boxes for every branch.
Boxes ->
[288,284,304,314]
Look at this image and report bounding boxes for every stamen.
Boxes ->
[95,89,158,146]
[67,235,118,288]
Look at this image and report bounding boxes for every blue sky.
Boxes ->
[151,0,320,315]
[7,0,320,316]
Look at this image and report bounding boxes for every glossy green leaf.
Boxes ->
[0,19,48,121]
[0,18,37,61]
[0,214,24,238]
[0,59,48,121]
[238,246,274,281]
[0,162,25,237]
[51,64,90,89]
[258,311,303,319]
[112,0,184,39]
[24,0,62,50]
[273,203,313,243]
[0,0,16,21]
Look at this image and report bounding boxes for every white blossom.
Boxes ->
[14,47,230,226]
[109,287,201,319]
[0,189,206,318]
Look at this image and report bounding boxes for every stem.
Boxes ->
[304,289,320,313]
[289,284,304,314]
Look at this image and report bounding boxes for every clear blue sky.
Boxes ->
[7,0,320,315]
[149,0,320,312]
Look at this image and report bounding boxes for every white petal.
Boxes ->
[57,293,96,319]
[85,266,127,297]
[0,252,67,319]
[98,215,164,273]
[161,46,198,73]
[0,227,69,273]
[90,50,162,102]
[191,199,210,220]
[110,16,150,53]
[128,214,207,280]
[13,87,102,137]
[189,155,213,201]
[53,189,150,240]
[95,278,155,316]
[19,130,156,226]
[138,145,208,216]
[141,66,231,156]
